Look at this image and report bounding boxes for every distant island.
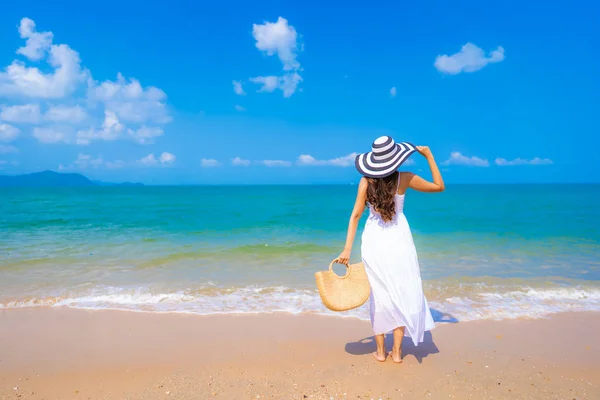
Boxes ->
[0,170,144,187]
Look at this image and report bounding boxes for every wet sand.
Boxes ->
[0,309,598,399]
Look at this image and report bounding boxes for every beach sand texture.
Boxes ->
[1,309,598,399]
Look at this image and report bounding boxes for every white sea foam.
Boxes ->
[1,284,600,322]
[432,286,600,321]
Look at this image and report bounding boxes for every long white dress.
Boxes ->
[361,177,435,346]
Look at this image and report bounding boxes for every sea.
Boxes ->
[1,184,599,323]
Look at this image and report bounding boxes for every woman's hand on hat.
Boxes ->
[416,146,433,159]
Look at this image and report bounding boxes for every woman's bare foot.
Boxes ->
[372,351,387,362]
[389,350,402,363]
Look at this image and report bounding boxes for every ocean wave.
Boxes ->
[1,282,600,322]
[429,286,600,321]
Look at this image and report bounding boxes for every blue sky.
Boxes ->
[0,0,598,184]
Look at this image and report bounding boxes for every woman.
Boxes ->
[337,136,444,363]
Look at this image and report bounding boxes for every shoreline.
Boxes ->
[2,275,600,323]
[1,308,599,399]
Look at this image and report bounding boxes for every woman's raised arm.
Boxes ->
[406,146,445,193]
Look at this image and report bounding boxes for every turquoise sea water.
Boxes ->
[1,184,599,322]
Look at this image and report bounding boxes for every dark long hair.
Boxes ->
[366,171,399,222]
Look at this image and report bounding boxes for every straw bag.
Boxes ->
[315,259,371,312]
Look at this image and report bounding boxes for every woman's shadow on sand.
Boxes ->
[344,309,457,363]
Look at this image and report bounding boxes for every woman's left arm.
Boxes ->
[337,178,368,264]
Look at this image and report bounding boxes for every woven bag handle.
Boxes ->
[329,258,351,279]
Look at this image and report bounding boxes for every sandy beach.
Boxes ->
[0,309,598,399]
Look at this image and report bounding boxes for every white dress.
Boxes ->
[361,176,435,345]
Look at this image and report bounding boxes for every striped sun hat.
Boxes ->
[355,136,417,178]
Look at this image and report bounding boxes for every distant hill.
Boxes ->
[0,171,143,187]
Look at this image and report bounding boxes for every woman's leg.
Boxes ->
[372,333,386,362]
[390,326,405,363]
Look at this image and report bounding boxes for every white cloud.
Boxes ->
[443,152,489,167]
[138,153,158,166]
[74,153,103,168]
[248,17,303,98]
[527,157,554,165]
[249,76,278,92]
[200,158,221,167]
[59,152,174,170]
[87,73,171,124]
[160,152,175,164]
[33,127,67,143]
[435,43,505,75]
[234,104,246,112]
[58,153,103,170]
[495,157,553,166]
[297,153,358,167]
[0,18,171,147]
[0,103,41,123]
[297,154,324,166]
[0,160,18,168]
[105,160,125,169]
[0,124,20,142]
[250,73,302,98]
[16,18,53,61]
[0,144,19,154]
[76,110,124,145]
[231,157,251,166]
[138,152,175,167]
[77,110,164,146]
[127,126,164,145]
[252,17,300,71]
[390,87,397,98]
[233,80,245,96]
[0,19,88,98]
[45,105,87,123]
[260,159,292,167]
[59,155,115,170]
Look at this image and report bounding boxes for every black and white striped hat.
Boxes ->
[355,136,417,178]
